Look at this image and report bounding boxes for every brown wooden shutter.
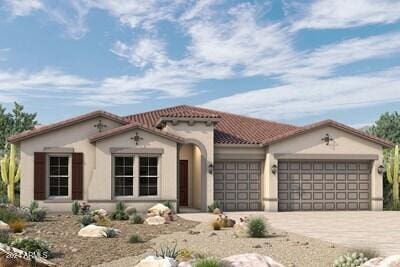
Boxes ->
[34,152,46,200]
[72,153,83,200]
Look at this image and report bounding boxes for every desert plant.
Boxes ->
[386,145,400,209]
[207,201,220,213]
[95,216,111,227]
[71,201,80,215]
[129,213,144,224]
[79,214,93,227]
[111,201,128,220]
[128,233,143,243]
[177,249,193,262]
[0,231,11,245]
[0,206,24,223]
[103,228,118,238]
[211,220,222,230]
[30,208,47,222]
[0,144,21,204]
[156,242,181,259]
[9,219,26,233]
[194,257,221,267]
[163,201,174,213]
[333,251,373,267]
[79,202,91,215]
[29,201,38,213]
[247,216,267,237]
[11,237,51,258]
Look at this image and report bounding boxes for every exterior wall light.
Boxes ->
[271,164,278,174]
[378,165,385,174]
[208,164,214,174]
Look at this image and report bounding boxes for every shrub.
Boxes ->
[194,257,221,267]
[104,228,118,238]
[163,201,174,213]
[11,237,51,258]
[247,216,267,237]
[156,242,181,259]
[211,220,221,230]
[79,202,91,215]
[129,213,144,224]
[95,216,111,227]
[177,249,193,262]
[333,252,371,267]
[29,201,39,213]
[111,201,128,220]
[0,207,25,223]
[79,214,94,227]
[30,208,47,222]
[207,201,220,213]
[0,231,11,245]
[128,233,143,243]
[9,219,26,233]
[71,201,80,215]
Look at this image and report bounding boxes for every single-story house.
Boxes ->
[8,105,392,212]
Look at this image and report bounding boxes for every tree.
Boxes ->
[368,111,400,144]
[0,102,37,153]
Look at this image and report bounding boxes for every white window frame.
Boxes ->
[138,155,160,198]
[46,154,71,200]
[112,154,135,199]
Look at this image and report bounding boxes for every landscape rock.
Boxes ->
[145,215,166,225]
[0,221,10,231]
[148,204,171,216]
[135,255,177,267]
[213,208,222,214]
[221,253,284,267]
[91,209,107,217]
[233,221,248,238]
[78,225,108,238]
[361,255,400,267]
[125,206,137,216]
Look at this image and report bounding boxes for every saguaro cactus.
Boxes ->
[0,144,21,204]
[386,145,400,208]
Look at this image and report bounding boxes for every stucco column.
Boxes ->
[263,153,278,211]
[371,159,383,211]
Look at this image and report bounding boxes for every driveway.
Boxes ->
[179,211,400,256]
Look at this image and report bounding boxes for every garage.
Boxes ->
[278,160,371,211]
[214,160,262,211]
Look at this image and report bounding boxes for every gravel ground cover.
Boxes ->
[101,222,348,267]
[20,213,198,267]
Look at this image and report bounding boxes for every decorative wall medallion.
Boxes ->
[94,119,107,132]
[131,132,143,145]
[321,133,334,145]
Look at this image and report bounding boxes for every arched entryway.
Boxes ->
[177,139,207,212]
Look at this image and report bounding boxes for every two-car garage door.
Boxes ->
[278,160,371,211]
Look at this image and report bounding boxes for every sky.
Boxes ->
[0,0,400,127]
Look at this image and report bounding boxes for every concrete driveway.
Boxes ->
[179,211,400,256]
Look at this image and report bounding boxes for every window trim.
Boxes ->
[138,155,160,198]
[46,154,72,200]
[112,154,135,199]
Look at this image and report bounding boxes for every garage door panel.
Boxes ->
[278,160,371,211]
[214,160,262,211]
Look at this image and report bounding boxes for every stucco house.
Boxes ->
[8,105,392,212]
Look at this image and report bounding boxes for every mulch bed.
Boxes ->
[18,214,198,267]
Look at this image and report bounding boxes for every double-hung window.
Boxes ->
[114,156,134,196]
[139,157,158,196]
[49,156,69,197]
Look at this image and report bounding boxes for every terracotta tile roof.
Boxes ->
[265,119,393,148]
[125,105,299,145]
[89,122,184,143]
[8,110,128,143]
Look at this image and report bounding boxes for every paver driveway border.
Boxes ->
[179,211,400,256]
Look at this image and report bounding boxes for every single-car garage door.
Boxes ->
[278,160,371,211]
[214,160,262,211]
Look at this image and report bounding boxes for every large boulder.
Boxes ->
[221,253,284,267]
[148,204,171,216]
[361,255,400,267]
[0,221,10,232]
[135,256,177,267]
[78,225,108,238]
[145,215,166,225]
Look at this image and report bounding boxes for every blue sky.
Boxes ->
[0,0,400,127]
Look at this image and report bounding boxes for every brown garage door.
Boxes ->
[278,160,371,211]
[214,160,262,211]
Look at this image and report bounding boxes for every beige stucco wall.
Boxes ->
[264,126,384,211]
[192,146,202,209]
[19,117,123,210]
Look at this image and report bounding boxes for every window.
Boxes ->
[114,156,134,196]
[49,156,69,197]
[139,157,158,196]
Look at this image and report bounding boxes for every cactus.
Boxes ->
[386,145,400,209]
[0,144,21,204]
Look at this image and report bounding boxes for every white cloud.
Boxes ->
[203,68,400,120]
[292,0,400,30]
[3,0,43,16]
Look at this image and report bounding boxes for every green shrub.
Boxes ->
[29,201,39,213]
[79,202,91,215]
[207,201,220,213]
[11,237,51,258]
[104,228,118,238]
[333,252,370,267]
[111,201,128,220]
[129,213,144,224]
[163,201,174,213]
[79,214,94,227]
[194,257,221,267]
[0,207,24,223]
[156,242,181,259]
[129,233,143,243]
[0,231,11,245]
[247,216,267,237]
[71,201,80,215]
[30,208,47,222]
